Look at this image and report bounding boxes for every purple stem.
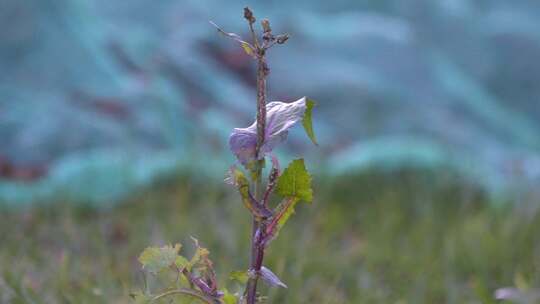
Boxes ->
[246,39,269,304]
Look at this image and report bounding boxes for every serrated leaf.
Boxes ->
[189,238,210,267]
[139,244,181,274]
[229,270,249,284]
[276,159,313,203]
[260,266,287,288]
[302,98,317,145]
[175,255,189,269]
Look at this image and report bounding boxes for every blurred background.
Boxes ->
[1,0,540,303]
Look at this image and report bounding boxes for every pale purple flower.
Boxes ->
[494,287,540,303]
[259,266,287,288]
[229,97,307,165]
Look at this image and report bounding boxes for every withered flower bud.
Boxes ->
[261,19,271,33]
[276,34,289,44]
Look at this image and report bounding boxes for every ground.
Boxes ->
[1,169,538,303]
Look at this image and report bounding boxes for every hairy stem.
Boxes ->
[246,47,269,304]
[255,57,267,158]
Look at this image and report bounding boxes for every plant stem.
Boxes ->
[245,50,269,304]
[254,57,267,159]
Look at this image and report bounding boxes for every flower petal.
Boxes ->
[229,127,257,165]
[229,97,307,165]
[264,97,307,142]
[259,266,287,288]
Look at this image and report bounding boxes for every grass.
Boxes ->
[1,168,539,303]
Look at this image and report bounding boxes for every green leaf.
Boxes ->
[268,159,314,239]
[221,289,238,304]
[226,166,272,218]
[266,197,298,240]
[229,270,249,284]
[189,238,210,267]
[139,244,181,274]
[228,167,250,191]
[241,42,255,57]
[275,197,298,232]
[175,255,189,270]
[302,98,318,145]
[276,159,313,203]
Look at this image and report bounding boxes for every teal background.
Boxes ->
[1,0,540,204]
